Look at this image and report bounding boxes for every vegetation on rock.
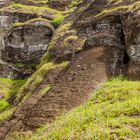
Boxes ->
[0,78,26,121]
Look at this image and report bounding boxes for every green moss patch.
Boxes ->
[70,0,83,8]
[96,1,140,18]
[0,108,15,122]
[13,16,65,29]
[39,23,74,66]
[15,61,70,104]
[0,78,26,119]
[40,85,52,95]
[0,3,63,20]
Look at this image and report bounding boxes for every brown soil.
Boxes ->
[0,47,108,139]
[22,47,108,129]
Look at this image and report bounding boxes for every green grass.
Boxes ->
[70,0,83,8]
[0,78,26,111]
[96,1,140,18]
[50,15,65,27]
[15,61,70,105]
[0,78,26,121]
[15,63,26,68]
[40,86,52,95]
[0,3,63,20]
[13,77,140,140]
[13,16,65,29]
[20,0,49,6]
[0,108,15,121]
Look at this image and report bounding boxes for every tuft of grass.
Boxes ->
[0,78,26,97]
[0,3,63,20]
[15,63,26,68]
[15,61,70,105]
[96,1,140,18]
[0,100,10,111]
[70,0,83,8]
[40,85,52,95]
[0,108,15,121]
[50,16,65,27]
[39,23,76,66]
[0,78,26,119]
[13,16,65,29]
[16,77,140,140]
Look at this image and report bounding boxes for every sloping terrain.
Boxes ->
[0,0,140,139]
[11,78,140,140]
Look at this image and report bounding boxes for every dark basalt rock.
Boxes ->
[0,0,13,8]
[0,61,20,79]
[49,0,72,11]
[0,20,54,78]
[48,0,140,79]
[0,12,37,29]
[0,15,12,29]
[2,21,54,63]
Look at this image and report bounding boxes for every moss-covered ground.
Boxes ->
[0,78,26,121]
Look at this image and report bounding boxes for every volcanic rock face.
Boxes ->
[49,0,140,80]
[49,0,72,10]
[0,20,54,78]
[84,15,125,76]
[0,15,11,29]
[2,21,54,63]
[0,0,13,8]
[122,12,140,79]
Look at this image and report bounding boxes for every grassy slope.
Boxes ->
[0,78,26,121]
[14,77,140,140]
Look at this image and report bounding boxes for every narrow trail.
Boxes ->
[0,47,109,139]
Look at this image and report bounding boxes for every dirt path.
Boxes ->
[23,47,108,129]
[0,47,108,139]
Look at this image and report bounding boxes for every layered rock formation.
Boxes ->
[0,2,62,78]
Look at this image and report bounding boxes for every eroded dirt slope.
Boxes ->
[1,47,109,139]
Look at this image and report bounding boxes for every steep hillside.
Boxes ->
[0,0,140,139]
[11,78,140,140]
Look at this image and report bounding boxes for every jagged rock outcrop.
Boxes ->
[0,0,13,8]
[0,1,64,78]
[0,0,140,139]
[49,0,72,10]
[0,19,54,78]
[3,20,54,63]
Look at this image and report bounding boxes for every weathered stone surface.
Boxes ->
[0,60,20,79]
[49,0,140,79]
[0,12,36,29]
[122,12,140,79]
[2,21,54,63]
[49,0,72,11]
[0,15,12,29]
[0,0,13,8]
[0,20,54,78]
